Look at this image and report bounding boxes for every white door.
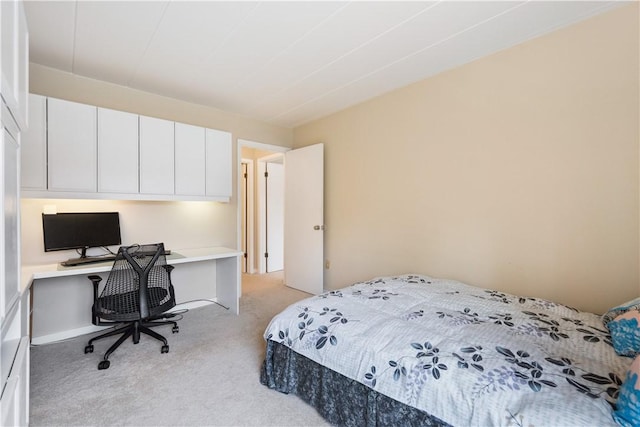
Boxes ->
[284,143,324,294]
[265,162,284,272]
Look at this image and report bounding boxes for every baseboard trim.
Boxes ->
[31,325,111,345]
[172,299,217,311]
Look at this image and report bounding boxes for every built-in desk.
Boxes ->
[22,247,242,345]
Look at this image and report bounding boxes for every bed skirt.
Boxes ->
[260,340,450,427]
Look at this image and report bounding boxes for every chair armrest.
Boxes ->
[162,265,176,301]
[87,275,102,325]
[162,265,175,282]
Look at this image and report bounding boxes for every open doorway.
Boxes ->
[238,140,325,296]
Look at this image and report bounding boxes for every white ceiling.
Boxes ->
[24,1,623,128]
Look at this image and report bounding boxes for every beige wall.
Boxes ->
[22,198,232,265]
[293,4,639,314]
[23,64,293,265]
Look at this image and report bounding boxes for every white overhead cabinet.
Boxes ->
[98,108,139,194]
[206,128,232,198]
[47,98,97,192]
[20,95,233,201]
[139,115,175,195]
[175,123,206,196]
[20,94,46,190]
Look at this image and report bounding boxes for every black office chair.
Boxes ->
[84,243,179,370]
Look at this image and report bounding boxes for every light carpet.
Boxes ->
[29,272,330,426]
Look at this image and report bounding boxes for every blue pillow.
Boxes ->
[614,355,640,427]
[603,297,640,326]
[609,310,640,357]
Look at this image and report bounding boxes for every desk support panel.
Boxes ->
[26,247,242,344]
[216,256,241,314]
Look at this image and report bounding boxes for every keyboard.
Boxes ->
[129,249,172,257]
[61,250,171,267]
[61,255,116,267]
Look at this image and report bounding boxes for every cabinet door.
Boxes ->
[0,337,29,427]
[1,128,19,319]
[98,108,139,193]
[47,98,97,192]
[0,1,17,110]
[0,0,28,130]
[139,115,174,195]
[20,94,47,190]
[175,123,205,196]
[15,4,28,130]
[205,129,232,198]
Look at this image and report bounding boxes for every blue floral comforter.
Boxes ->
[264,274,630,426]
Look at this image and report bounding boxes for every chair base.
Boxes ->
[85,319,178,370]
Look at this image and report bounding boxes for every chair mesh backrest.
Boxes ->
[95,243,175,322]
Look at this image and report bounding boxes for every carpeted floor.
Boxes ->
[29,272,330,426]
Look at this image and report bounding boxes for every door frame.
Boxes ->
[236,139,289,276]
[240,158,254,273]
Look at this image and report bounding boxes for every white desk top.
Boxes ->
[21,246,242,293]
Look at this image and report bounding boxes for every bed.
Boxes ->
[260,274,634,426]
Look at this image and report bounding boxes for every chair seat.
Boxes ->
[96,287,169,320]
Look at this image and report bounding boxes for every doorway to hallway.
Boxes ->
[259,154,284,273]
[238,140,324,297]
[240,144,286,275]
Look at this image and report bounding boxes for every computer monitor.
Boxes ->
[42,212,122,259]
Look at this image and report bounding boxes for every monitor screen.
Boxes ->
[42,212,122,253]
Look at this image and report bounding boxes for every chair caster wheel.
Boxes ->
[84,345,94,354]
[98,360,110,370]
[161,345,169,353]
[172,325,179,333]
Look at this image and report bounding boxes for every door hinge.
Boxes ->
[264,171,268,178]
[264,252,269,258]
[244,252,247,258]
[243,173,247,178]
